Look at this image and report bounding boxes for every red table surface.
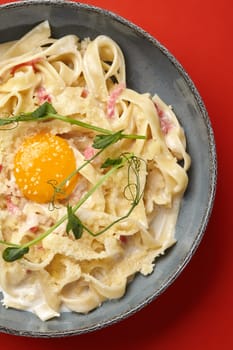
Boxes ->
[0,0,232,349]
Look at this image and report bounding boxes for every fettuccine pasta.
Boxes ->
[0,21,190,320]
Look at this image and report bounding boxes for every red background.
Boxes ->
[0,0,232,349]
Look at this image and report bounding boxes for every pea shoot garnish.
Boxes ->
[0,102,145,141]
[1,153,145,262]
[0,102,147,262]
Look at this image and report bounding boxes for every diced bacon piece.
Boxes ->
[81,88,89,98]
[10,58,42,75]
[119,235,128,243]
[154,102,163,118]
[29,226,39,233]
[83,145,96,160]
[159,115,172,134]
[36,86,52,104]
[154,103,173,134]
[107,82,125,118]
[6,196,21,215]
[0,164,2,173]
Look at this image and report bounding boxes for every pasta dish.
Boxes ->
[0,21,190,321]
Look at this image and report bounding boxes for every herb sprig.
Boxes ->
[0,102,147,262]
[0,102,146,141]
[66,154,145,239]
[0,153,145,262]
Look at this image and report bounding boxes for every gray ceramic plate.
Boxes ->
[0,0,217,338]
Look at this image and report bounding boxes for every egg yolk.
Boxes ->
[14,133,79,203]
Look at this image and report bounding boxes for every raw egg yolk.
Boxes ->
[14,133,79,203]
